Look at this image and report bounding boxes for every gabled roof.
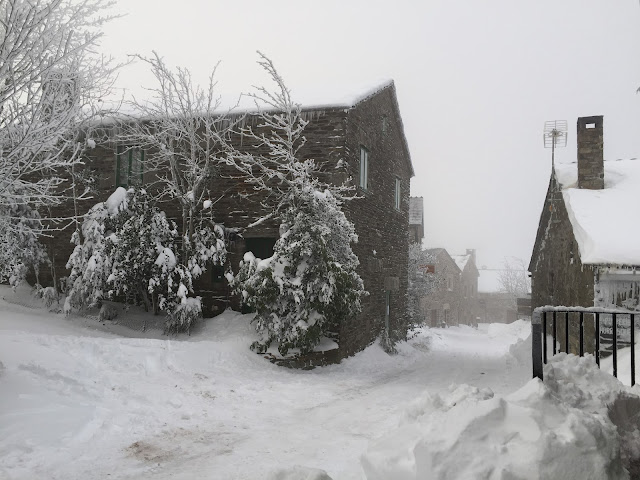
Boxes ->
[451,254,470,272]
[425,248,462,273]
[345,80,414,178]
[554,158,640,266]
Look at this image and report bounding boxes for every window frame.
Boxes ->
[116,145,144,188]
[359,146,369,191]
[394,176,401,210]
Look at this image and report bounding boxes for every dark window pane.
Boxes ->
[245,237,277,260]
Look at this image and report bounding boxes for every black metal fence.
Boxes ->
[532,306,637,386]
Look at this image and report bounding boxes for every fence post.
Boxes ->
[532,309,543,380]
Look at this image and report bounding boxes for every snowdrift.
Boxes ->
[362,353,640,480]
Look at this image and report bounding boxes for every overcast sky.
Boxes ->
[99,0,640,269]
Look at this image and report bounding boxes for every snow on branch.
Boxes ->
[0,0,123,232]
[225,51,355,223]
[118,51,244,246]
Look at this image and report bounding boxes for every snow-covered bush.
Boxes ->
[66,188,226,333]
[104,188,181,313]
[165,297,202,335]
[235,187,365,356]
[379,327,397,355]
[33,285,59,308]
[99,303,118,321]
[0,197,48,287]
[65,190,120,312]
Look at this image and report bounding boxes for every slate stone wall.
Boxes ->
[529,174,596,353]
[338,88,412,356]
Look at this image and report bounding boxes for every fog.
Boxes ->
[100,0,640,268]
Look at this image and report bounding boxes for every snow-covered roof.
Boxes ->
[409,197,423,225]
[555,158,640,266]
[451,254,471,272]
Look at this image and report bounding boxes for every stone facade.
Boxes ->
[529,116,606,353]
[421,248,462,327]
[41,82,414,362]
[455,249,480,326]
[528,172,597,352]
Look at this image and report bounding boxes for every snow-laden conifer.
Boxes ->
[237,186,364,355]
[66,188,226,333]
[117,52,241,260]
[232,53,365,355]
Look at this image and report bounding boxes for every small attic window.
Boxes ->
[586,123,596,129]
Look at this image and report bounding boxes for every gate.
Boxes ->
[532,306,637,385]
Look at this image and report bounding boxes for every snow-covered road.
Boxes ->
[0,292,531,480]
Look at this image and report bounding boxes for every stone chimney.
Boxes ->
[577,115,604,190]
[466,249,476,265]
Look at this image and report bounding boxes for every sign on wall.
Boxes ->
[599,314,638,354]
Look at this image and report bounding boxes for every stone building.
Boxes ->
[421,248,461,327]
[452,249,480,326]
[477,269,517,324]
[419,248,478,327]
[529,115,640,351]
[43,80,415,362]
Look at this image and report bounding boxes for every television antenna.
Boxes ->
[543,120,568,167]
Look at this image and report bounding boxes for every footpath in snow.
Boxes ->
[1,286,639,479]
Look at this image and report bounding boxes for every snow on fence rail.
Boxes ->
[532,305,637,386]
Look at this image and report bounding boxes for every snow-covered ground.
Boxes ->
[1,286,638,479]
[0,286,531,479]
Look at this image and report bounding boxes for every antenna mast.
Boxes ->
[543,120,568,167]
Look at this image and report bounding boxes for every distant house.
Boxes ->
[477,269,517,324]
[421,248,478,327]
[409,197,424,244]
[43,80,415,363]
[451,249,480,326]
[529,116,640,323]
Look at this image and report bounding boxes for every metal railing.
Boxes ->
[532,306,637,385]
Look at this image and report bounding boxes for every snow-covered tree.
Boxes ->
[497,257,531,301]
[232,53,365,355]
[66,187,223,334]
[235,187,364,355]
[64,190,115,312]
[117,52,239,255]
[103,188,180,313]
[0,0,120,284]
[228,52,355,226]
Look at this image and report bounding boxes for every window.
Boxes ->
[359,146,369,190]
[244,237,277,260]
[116,146,144,187]
[394,177,401,210]
[211,265,225,283]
